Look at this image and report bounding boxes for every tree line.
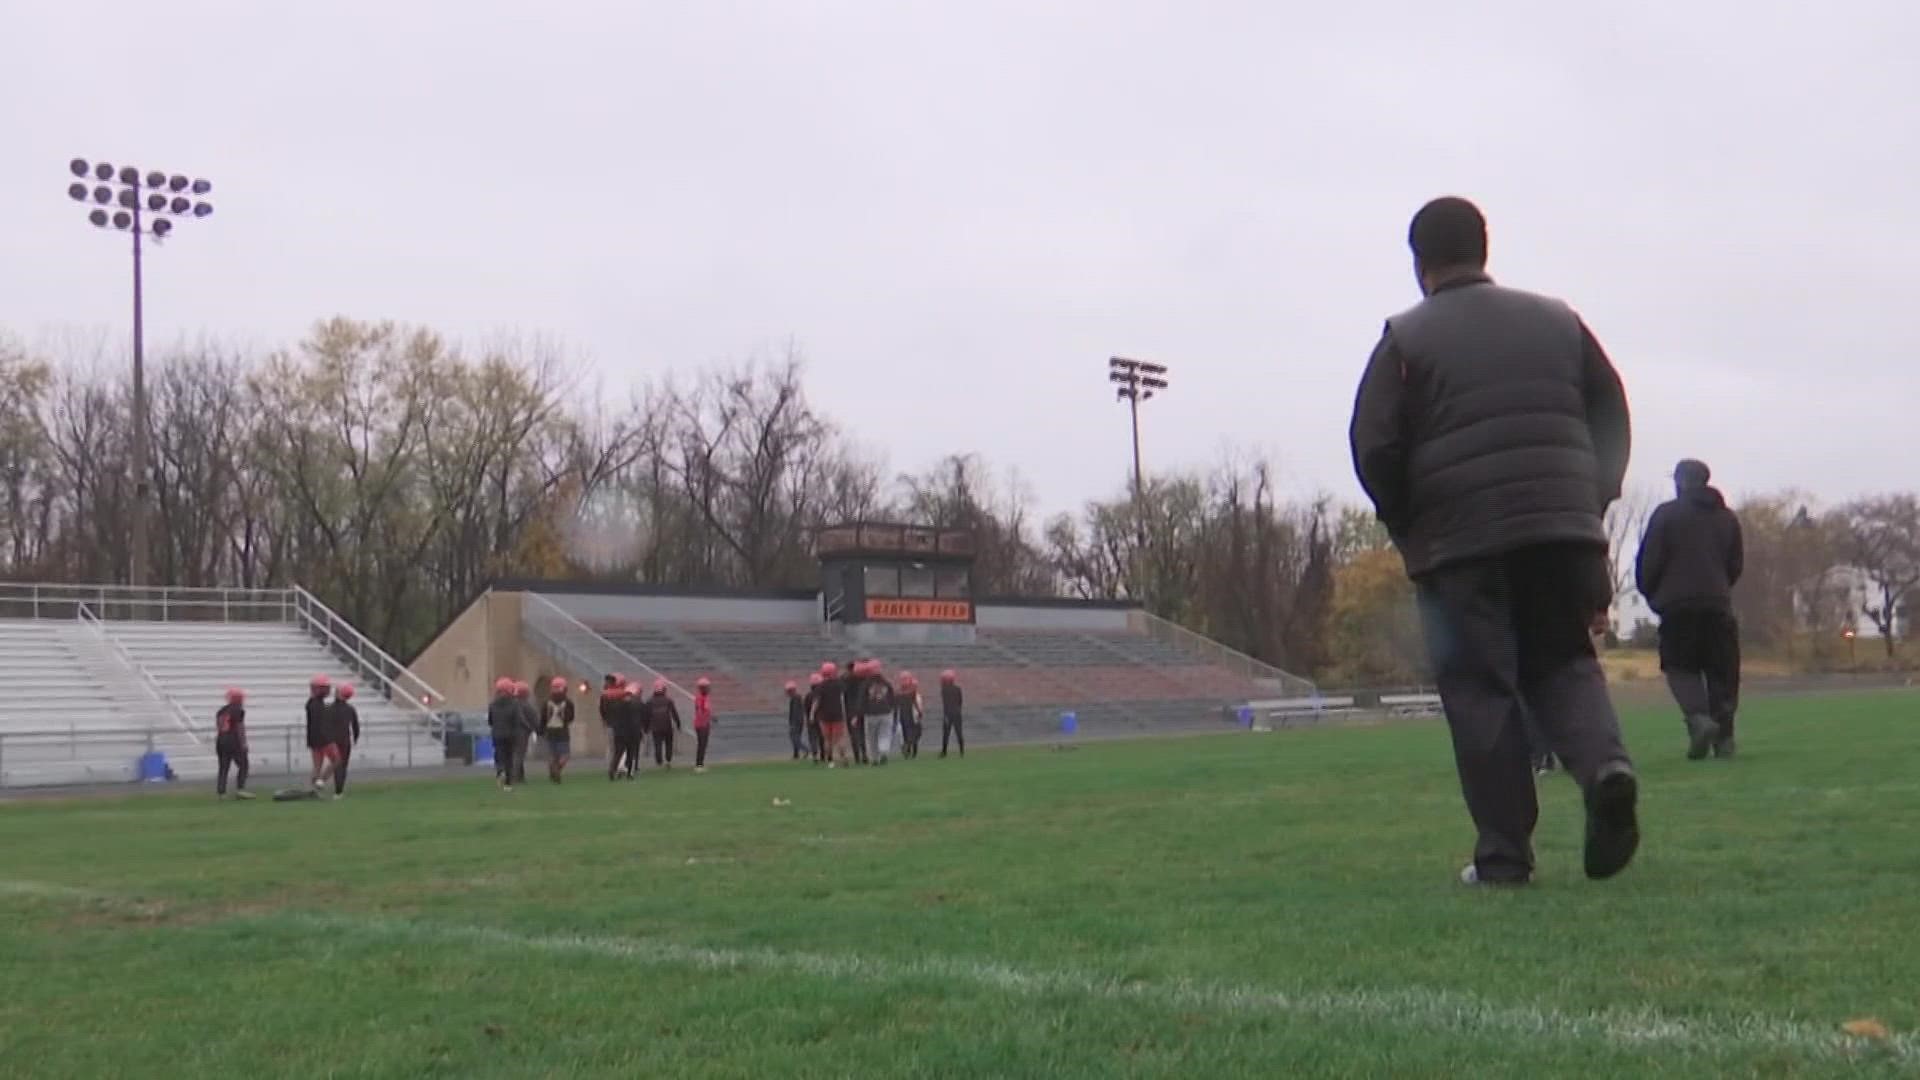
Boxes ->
[2,319,1914,683]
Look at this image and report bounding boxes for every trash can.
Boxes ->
[137,750,171,783]
[1236,706,1254,728]
[1059,711,1077,735]
[473,736,494,766]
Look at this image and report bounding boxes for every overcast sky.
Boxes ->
[4,1,1915,518]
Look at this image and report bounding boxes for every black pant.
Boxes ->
[512,732,530,784]
[216,735,248,794]
[789,724,805,758]
[333,743,352,795]
[809,721,825,761]
[848,716,868,763]
[695,727,711,767]
[653,730,674,765]
[493,733,516,781]
[1414,542,1632,882]
[1658,609,1741,738]
[609,728,638,777]
[942,715,964,756]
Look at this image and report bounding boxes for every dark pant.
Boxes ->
[899,715,919,758]
[789,724,806,758]
[333,743,352,795]
[849,716,868,763]
[695,727,711,767]
[609,728,641,777]
[1414,542,1633,882]
[653,730,674,765]
[512,731,530,784]
[493,733,516,780]
[216,735,248,794]
[942,715,964,756]
[1658,609,1741,738]
[809,721,825,761]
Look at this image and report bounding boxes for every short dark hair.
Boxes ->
[1408,197,1488,269]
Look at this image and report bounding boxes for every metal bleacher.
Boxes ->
[0,584,447,790]
[558,614,1284,754]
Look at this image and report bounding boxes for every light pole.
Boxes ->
[65,158,214,589]
[1107,357,1169,548]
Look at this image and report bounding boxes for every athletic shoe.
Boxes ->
[1583,765,1640,880]
[1459,863,1532,887]
[234,790,255,800]
[333,792,346,801]
[1712,737,1736,760]
[1684,714,1720,760]
[695,766,706,775]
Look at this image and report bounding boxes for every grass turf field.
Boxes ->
[2,692,1917,1078]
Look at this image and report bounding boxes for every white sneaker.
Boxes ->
[694,766,706,774]
[234,790,256,801]
[1459,863,1532,886]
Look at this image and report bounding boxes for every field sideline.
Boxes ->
[2,693,1917,1077]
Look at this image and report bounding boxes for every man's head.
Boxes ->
[1674,458,1711,495]
[1408,196,1488,295]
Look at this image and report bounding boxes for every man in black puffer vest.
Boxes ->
[1349,196,1639,888]
[1637,458,1744,761]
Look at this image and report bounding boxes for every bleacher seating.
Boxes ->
[577,619,1267,754]
[0,617,441,789]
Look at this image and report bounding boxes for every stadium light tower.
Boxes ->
[65,158,215,588]
[1107,357,1169,546]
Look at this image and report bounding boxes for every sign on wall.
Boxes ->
[865,598,973,622]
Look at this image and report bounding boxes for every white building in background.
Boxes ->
[1608,566,1906,644]
[1797,565,1909,640]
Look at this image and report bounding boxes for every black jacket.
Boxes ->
[646,695,681,735]
[1349,275,1631,576]
[787,695,806,731]
[941,683,963,719]
[328,701,360,746]
[487,695,525,739]
[304,693,332,749]
[812,678,845,724]
[1636,485,1744,616]
[541,697,576,737]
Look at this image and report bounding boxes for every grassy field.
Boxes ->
[3,693,1918,1078]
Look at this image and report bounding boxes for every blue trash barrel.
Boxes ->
[1236,706,1254,728]
[1060,711,1077,735]
[473,736,494,765]
[137,750,170,782]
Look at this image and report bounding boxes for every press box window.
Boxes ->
[936,569,970,598]
[901,566,935,598]
[864,565,900,597]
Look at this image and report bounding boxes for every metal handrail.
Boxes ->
[1133,609,1318,695]
[520,592,696,713]
[287,586,447,734]
[74,603,205,745]
[0,582,290,622]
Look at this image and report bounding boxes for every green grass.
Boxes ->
[3,694,1919,1078]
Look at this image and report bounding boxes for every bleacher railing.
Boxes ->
[1132,609,1317,696]
[0,582,448,738]
[74,603,204,746]
[520,592,696,713]
[287,586,447,736]
[0,720,438,790]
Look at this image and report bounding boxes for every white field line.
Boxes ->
[274,909,1915,1065]
[4,877,1912,1064]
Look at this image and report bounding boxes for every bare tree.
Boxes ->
[1604,487,1656,606]
[1838,494,1920,656]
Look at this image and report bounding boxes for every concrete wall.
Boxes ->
[976,603,1132,633]
[410,590,609,756]
[546,591,820,627]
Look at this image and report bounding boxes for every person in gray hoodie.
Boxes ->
[1636,458,1744,760]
